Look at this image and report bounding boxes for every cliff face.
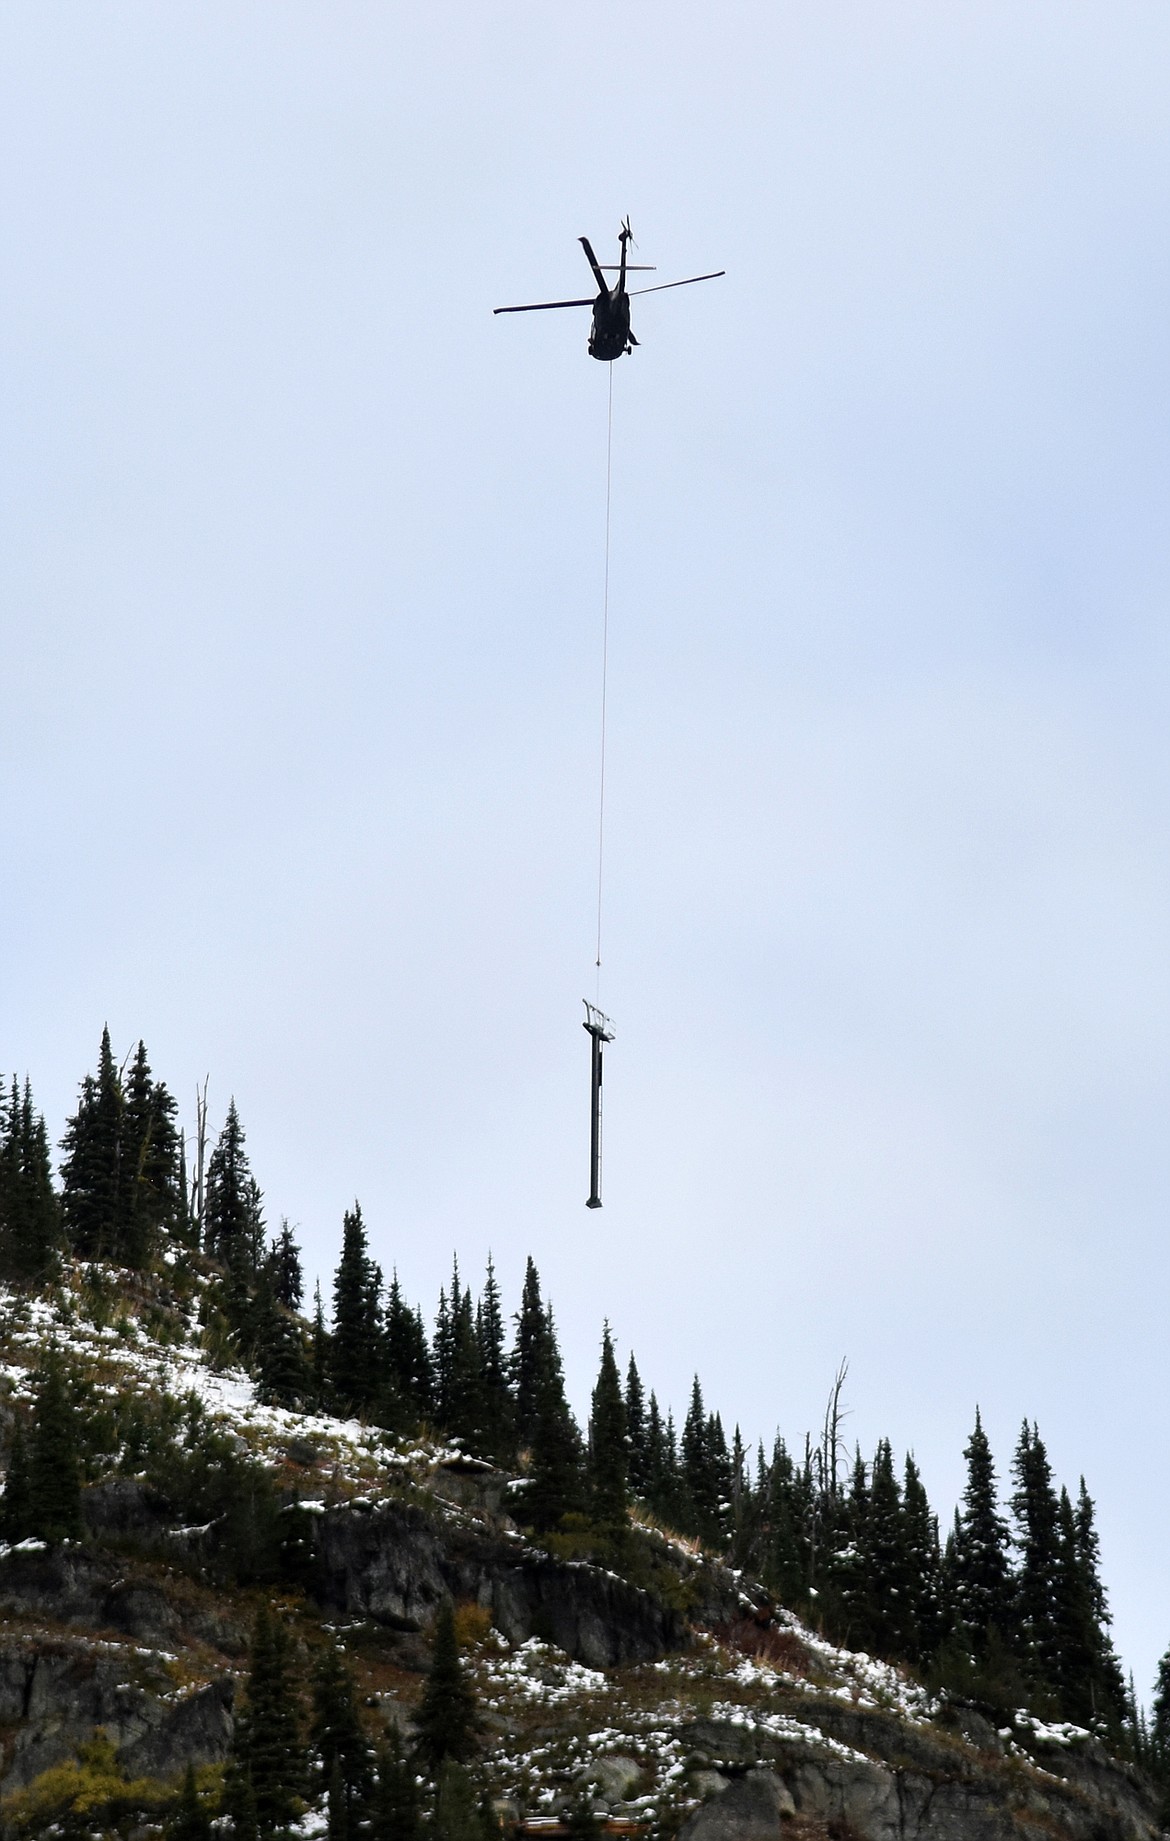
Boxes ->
[312,1496,689,1667]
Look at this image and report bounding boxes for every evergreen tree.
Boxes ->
[326,1759,348,1841]
[826,1448,870,1645]
[1051,1485,1097,1724]
[512,1257,551,1449]
[383,1274,432,1430]
[587,1323,628,1539]
[331,1205,379,1414]
[1049,1479,1126,1729]
[902,1452,943,1663]
[253,1276,311,1410]
[729,1425,750,1556]
[59,1032,180,1268]
[706,1412,734,1547]
[413,1601,478,1771]
[311,1643,372,1820]
[949,1408,1012,1658]
[368,1733,421,1841]
[761,1436,804,1607]
[311,1283,331,1410]
[224,1605,305,1841]
[862,1440,912,1660]
[625,1354,647,1496]
[28,1348,82,1542]
[524,1307,584,1533]
[1074,1479,1127,1728]
[681,1381,731,1546]
[168,1763,213,1841]
[206,1101,264,1277]
[60,1027,125,1261]
[432,1761,490,1841]
[643,1392,667,1512]
[435,1261,482,1446]
[1151,1647,1170,1778]
[0,1418,33,1543]
[1010,1421,1062,1699]
[268,1223,304,1311]
[0,1078,60,1282]
[644,1395,684,1530]
[474,1255,513,1462]
[681,1377,710,1539]
[122,1041,181,1266]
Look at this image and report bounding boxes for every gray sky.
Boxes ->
[3,3,1169,1695]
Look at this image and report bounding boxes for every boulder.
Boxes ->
[677,1769,794,1841]
[577,1755,643,1803]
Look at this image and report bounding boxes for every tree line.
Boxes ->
[0,1032,1156,1755]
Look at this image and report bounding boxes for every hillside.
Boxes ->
[0,1252,1157,1841]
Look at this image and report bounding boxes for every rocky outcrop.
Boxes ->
[0,1546,246,1655]
[679,1713,1156,1841]
[0,1634,233,1790]
[312,1499,685,1668]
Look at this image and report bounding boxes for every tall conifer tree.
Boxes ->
[587,1324,628,1539]
[413,1601,478,1771]
[474,1256,513,1462]
[949,1408,1012,1657]
[525,1306,584,1533]
[862,1440,912,1660]
[268,1223,304,1311]
[0,1078,60,1281]
[902,1452,943,1663]
[205,1100,264,1281]
[122,1041,181,1266]
[368,1734,420,1841]
[1010,1421,1062,1697]
[625,1354,647,1496]
[310,1644,372,1817]
[28,1348,82,1542]
[331,1205,379,1414]
[60,1027,124,1261]
[512,1257,551,1450]
[0,1419,33,1543]
[224,1606,305,1841]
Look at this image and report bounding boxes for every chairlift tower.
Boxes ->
[582,1001,615,1209]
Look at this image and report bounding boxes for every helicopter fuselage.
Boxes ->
[588,288,634,362]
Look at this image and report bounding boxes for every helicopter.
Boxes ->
[494,218,724,360]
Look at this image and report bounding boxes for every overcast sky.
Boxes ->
[3,2,1169,1696]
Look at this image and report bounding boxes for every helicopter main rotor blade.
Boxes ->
[579,237,609,294]
[493,297,594,314]
[627,270,725,296]
[599,264,655,272]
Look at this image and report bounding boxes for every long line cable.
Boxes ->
[594,364,614,995]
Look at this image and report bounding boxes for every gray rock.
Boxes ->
[680,1708,1157,1841]
[690,1771,730,1801]
[677,1769,794,1841]
[936,1697,1005,1754]
[577,1756,643,1802]
[0,1638,234,1791]
[0,1545,244,1655]
[312,1499,684,1669]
